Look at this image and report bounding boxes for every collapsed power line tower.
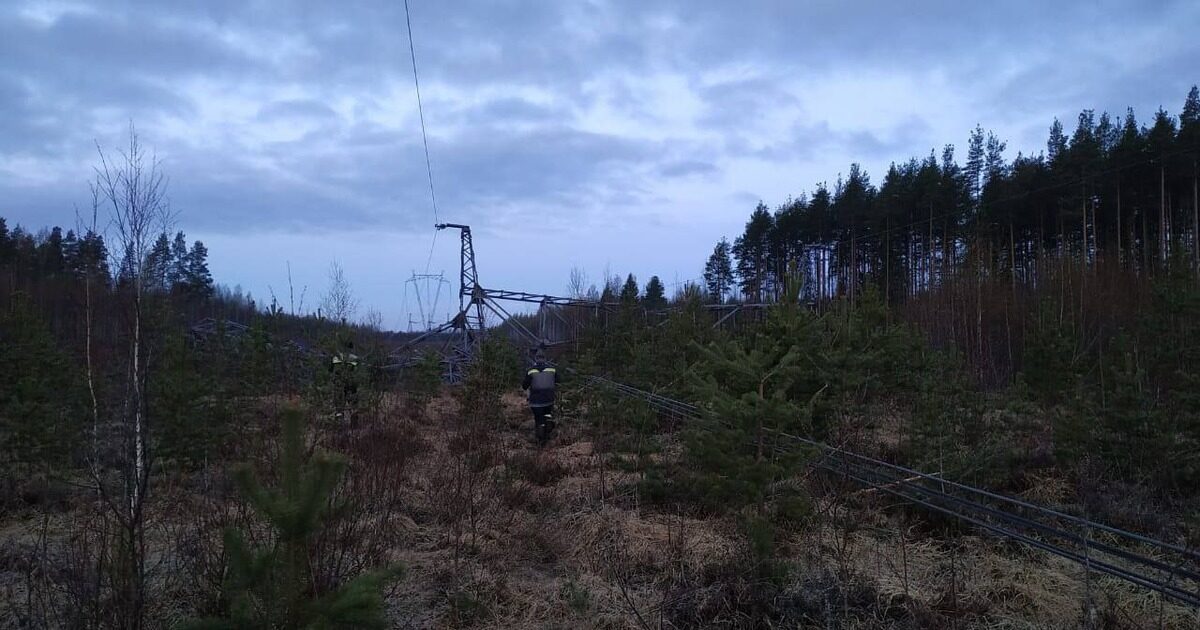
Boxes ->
[389,223,775,381]
[389,223,616,381]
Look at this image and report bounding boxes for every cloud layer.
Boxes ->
[2,0,1197,325]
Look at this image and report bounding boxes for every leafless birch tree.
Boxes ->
[89,122,173,628]
[320,260,359,324]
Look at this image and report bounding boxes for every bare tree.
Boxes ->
[320,261,360,324]
[288,260,307,315]
[567,266,590,299]
[362,309,384,331]
[89,122,173,628]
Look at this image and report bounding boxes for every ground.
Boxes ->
[1,390,1197,628]
[378,391,1199,628]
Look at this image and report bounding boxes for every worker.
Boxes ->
[330,339,360,423]
[521,354,559,445]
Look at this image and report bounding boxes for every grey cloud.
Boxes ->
[745,115,935,168]
[123,122,658,235]
[659,160,718,178]
[0,10,254,80]
[256,99,340,123]
[696,77,799,131]
[2,0,1197,241]
[457,98,563,126]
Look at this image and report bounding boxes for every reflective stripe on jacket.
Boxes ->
[523,366,558,407]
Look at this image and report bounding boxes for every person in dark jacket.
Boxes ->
[521,356,560,445]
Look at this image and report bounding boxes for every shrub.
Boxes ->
[182,408,398,629]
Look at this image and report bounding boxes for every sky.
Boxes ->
[2,0,1198,330]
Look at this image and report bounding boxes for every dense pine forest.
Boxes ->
[687,87,1200,481]
[3,91,1200,628]
[707,87,1200,378]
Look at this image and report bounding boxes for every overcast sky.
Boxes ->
[2,0,1197,329]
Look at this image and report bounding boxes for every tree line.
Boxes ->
[0,218,214,300]
[705,86,1200,306]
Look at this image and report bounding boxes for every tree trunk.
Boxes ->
[1082,182,1088,268]
[928,203,935,292]
[756,382,765,464]
[1142,208,1148,272]
[849,225,856,306]
[1193,159,1198,273]
[1161,166,1167,266]
[1010,219,1017,297]
[885,215,890,302]
[1116,179,1122,267]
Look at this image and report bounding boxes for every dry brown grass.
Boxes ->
[5,388,1200,628]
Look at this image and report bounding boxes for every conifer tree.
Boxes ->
[72,230,110,281]
[641,275,666,311]
[1047,118,1068,165]
[0,297,84,470]
[732,203,773,302]
[62,229,78,272]
[1181,86,1200,271]
[0,217,10,264]
[618,273,639,305]
[680,274,815,516]
[145,232,172,292]
[169,231,189,290]
[184,408,396,629]
[703,238,734,303]
[599,281,616,303]
[185,240,215,298]
[965,125,985,205]
[39,226,65,276]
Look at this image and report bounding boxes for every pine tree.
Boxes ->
[680,277,816,516]
[983,132,1007,190]
[1047,118,1068,165]
[38,226,65,276]
[1182,86,1200,129]
[641,275,666,311]
[62,229,78,273]
[0,297,84,470]
[703,238,734,303]
[185,240,215,299]
[184,409,397,629]
[1097,111,1119,154]
[145,232,172,293]
[169,231,189,291]
[1180,86,1200,272]
[1146,108,1178,265]
[0,217,10,264]
[619,273,639,305]
[599,273,620,303]
[965,125,986,205]
[732,203,774,302]
[72,230,110,281]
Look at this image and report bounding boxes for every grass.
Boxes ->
[4,389,1199,628]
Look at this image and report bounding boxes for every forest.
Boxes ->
[2,89,1200,628]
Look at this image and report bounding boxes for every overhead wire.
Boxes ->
[402,0,445,327]
[403,0,439,228]
[576,372,1200,608]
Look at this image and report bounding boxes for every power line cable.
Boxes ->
[402,0,444,321]
[403,0,439,228]
[575,371,1200,607]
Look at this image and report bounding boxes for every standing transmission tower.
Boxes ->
[403,271,450,331]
